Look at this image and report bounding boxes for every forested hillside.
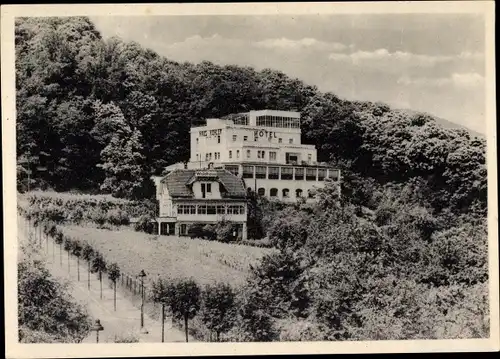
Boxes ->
[15,16,490,341]
[16,17,486,217]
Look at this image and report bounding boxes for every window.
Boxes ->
[177,204,196,215]
[257,151,261,159]
[270,152,277,161]
[295,167,304,180]
[227,205,245,215]
[233,135,237,142]
[318,169,326,181]
[244,136,248,141]
[280,167,293,180]
[242,165,254,178]
[216,205,226,215]
[283,188,290,198]
[217,135,221,144]
[278,138,282,143]
[196,138,199,144]
[197,205,207,215]
[229,150,232,159]
[255,166,267,179]
[247,150,251,159]
[262,151,265,159]
[257,188,265,196]
[270,188,278,197]
[207,205,216,215]
[289,138,293,144]
[180,224,187,235]
[225,165,239,176]
[296,189,303,197]
[268,167,279,179]
[308,154,312,163]
[306,168,317,181]
[206,183,212,193]
[237,150,240,159]
[205,153,209,161]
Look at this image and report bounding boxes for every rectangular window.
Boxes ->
[278,138,282,143]
[268,166,279,179]
[229,150,232,159]
[308,154,312,163]
[237,150,240,159]
[269,152,277,161]
[247,150,251,159]
[197,204,207,215]
[295,167,304,180]
[318,169,326,181]
[207,205,216,215]
[189,205,196,214]
[281,167,293,180]
[205,153,209,161]
[306,168,317,181]
[206,183,212,193]
[225,165,239,176]
[242,165,254,178]
[255,166,267,179]
[257,151,261,159]
[216,205,226,215]
[227,205,245,215]
[217,135,221,144]
[289,138,293,144]
[233,135,237,142]
[262,151,265,159]
[244,136,248,141]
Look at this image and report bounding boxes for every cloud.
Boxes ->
[397,73,484,88]
[328,48,484,74]
[254,37,349,51]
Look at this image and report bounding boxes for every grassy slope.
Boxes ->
[61,225,273,287]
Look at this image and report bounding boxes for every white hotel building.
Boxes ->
[152,109,341,238]
[185,109,341,200]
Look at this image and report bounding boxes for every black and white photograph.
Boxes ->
[2,2,498,357]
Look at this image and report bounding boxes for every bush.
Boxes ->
[187,223,205,239]
[106,209,130,226]
[134,214,156,234]
[215,221,239,243]
[202,224,217,241]
[18,253,92,342]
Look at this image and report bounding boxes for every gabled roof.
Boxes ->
[161,168,247,199]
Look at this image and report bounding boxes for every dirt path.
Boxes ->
[19,217,195,343]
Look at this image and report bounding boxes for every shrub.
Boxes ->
[134,214,156,234]
[113,332,140,343]
[106,209,130,226]
[202,224,217,241]
[18,255,92,342]
[215,221,239,243]
[187,223,205,239]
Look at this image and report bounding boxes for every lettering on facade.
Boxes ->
[199,129,222,137]
[254,129,277,140]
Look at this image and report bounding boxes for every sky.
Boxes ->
[90,14,486,134]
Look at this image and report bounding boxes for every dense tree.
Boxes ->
[200,282,236,341]
[18,245,91,343]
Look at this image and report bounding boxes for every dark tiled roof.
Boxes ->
[161,169,246,199]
